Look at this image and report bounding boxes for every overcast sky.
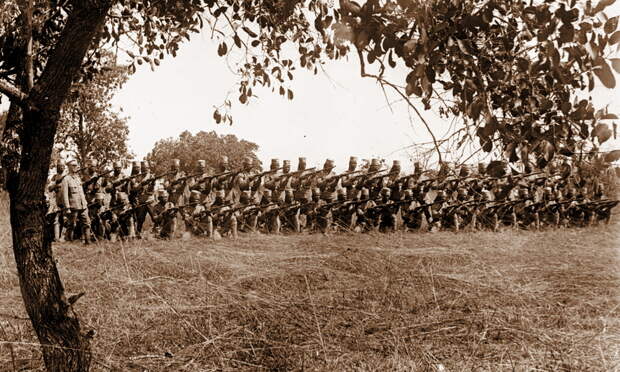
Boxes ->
[111,9,620,172]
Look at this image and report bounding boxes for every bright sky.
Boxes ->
[112,16,620,172]
[1,7,618,172]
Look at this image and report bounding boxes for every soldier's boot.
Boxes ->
[64,226,74,242]
[492,215,499,232]
[469,213,478,231]
[206,217,215,239]
[453,215,460,232]
[82,226,92,245]
[230,216,238,240]
[54,222,62,242]
[511,213,518,230]
[534,213,540,231]
[271,216,281,234]
[292,214,301,233]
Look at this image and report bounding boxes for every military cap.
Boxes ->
[348,156,358,171]
[297,157,307,171]
[189,190,202,202]
[270,158,280,170]
[113,160,123,169]
[197,159,206,168]
[324,159,335,169]
[369,158,380,171]
[158,189,169,197]
[403,189,413,199]
[381,187,391,196]
[390,160,401,173]
[312,187,321,196]
[132,160,140,168]
[85,159,97,167]
[361,188,370,198]
[172,159,181,167]
[283,160,291,167]
[141,160,150,169]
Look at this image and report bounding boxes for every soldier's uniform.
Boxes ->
[152,190,177,239]
[61,160,92,244]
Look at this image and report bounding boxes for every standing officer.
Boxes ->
[61,159,92,244]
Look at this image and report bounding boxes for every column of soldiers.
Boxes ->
[44,155,618,244]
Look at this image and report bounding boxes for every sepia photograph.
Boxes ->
[0,0,619,371]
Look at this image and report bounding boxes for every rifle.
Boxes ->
[298,168,326,180]
[274,167,317,181]
[488,171,546,182]
[195,202,234,219]
[484,199,526,211]
[170,172,205,187]
[164,201,202,216]
[196,170,234,183]
[117,202,151,219]
[83,169,113,188]
[138,170,176,188]
[98,204,126,219]
[442,199,488,214]
[111,172,146,188]
[348,169,387,183]
[249,167,284,181]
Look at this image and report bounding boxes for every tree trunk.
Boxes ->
[7,2,112,371]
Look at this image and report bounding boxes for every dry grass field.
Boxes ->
[0,195,619,371]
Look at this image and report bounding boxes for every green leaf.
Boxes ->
[593,58,616,88]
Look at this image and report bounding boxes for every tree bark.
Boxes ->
[8,2,112,371]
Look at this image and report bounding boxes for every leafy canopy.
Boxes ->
[146,130,262,175]
[0,0,619,169]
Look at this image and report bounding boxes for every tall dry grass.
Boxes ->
[0,194,619,371]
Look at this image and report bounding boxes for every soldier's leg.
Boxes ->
[205,216,214,238]
[135,205,148,234]
[229,215,238,239]
[272,215,281,234]
[78,209,92,244]
[65,210,78,242]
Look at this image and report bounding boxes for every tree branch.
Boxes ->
[17,0,34,92]
[0,78,28,104]
[357,50,443,163]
